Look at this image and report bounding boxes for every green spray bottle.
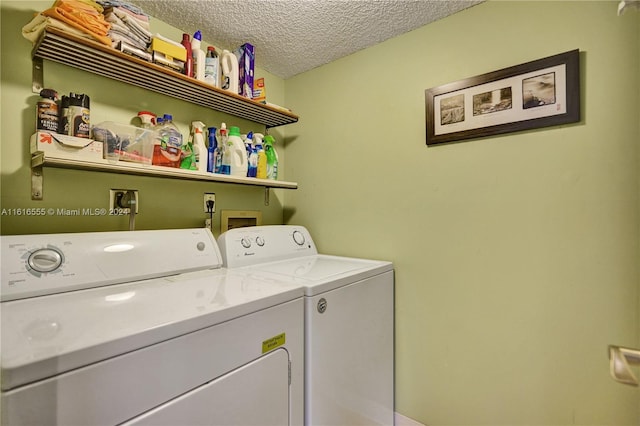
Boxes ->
[263,134,278,180]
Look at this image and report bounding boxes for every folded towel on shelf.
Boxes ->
[96,0,147,19]
[22,13,93,44]
[42,0,112,46]
[105,8,151,50]
[111,4,149,28]
[111,7,151,45]
[109,27,147,49]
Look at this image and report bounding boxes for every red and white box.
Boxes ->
[30,131,103,161]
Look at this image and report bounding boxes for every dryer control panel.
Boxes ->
[1,228,222,301]
[218,225,317,268]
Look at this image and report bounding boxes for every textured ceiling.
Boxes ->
[130,0,482,79]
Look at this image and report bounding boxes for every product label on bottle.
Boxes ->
[205,58,219,86]
[70,106,90,138]
[37,101,59,132]
[153,127,183,167]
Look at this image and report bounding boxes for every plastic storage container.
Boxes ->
[92,121,155,164]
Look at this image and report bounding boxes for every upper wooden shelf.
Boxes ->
[31,27,299,128]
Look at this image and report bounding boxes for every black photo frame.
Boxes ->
[425,49,580,146]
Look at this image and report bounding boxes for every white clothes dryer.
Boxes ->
[1,228,304,426]
[218,225,395,426]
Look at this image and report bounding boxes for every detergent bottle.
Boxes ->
[254,133,268,179]
[228,126,248,177]
[204,46,219,87]
[219,123,231,174]
[263,134,279,180]
[191,31,206,82]
[220,49,239,94]
[191,121,207,172]
[152,114,182,168]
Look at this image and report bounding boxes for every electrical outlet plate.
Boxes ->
[204,193,216,213]
[109,189,139,213]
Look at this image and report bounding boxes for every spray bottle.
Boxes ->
[246,132,258,178]
[263,134,279,180]
[219,123,231,175]
[180,126,196,170]
[190,121,207,172]
[207,126,217,173]
[191,30,206,82]
[254,133,268,179]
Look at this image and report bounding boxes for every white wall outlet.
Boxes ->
[109,189,139,213]
[204,193,216,213]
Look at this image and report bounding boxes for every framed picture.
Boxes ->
[425,49,580,146]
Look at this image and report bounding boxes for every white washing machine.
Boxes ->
[1,228,304,426]
[218,225,395,426]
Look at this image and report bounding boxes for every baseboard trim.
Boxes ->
[394,412,425,426]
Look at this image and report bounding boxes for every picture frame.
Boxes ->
[425,49,580,146]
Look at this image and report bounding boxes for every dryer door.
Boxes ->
[123,348,290,425]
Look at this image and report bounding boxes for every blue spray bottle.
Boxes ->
[207,126,217,173]
[246,132,257,177]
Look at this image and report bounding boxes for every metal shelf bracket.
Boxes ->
[31,152,45,200]
[32,57,44,93]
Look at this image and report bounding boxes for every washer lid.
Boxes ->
[1,268,303,391]
[243,254,393,296]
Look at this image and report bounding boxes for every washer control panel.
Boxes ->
[1,228,222,302]
[217,225,317,268]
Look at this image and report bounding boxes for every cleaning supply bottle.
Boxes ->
[228,126,248,177]
[207,126,218,173]
[204,46,219,87]
[219,123,231,174]
[220,49,239,94]
[244,131,254,164]
[191,30,205,82]
[254,133,268,179]
[263,134,279,180]
[246,132,258,178]
[153,114,182,167]
[191,121,207,172]
[181,33,193,78]
[180,128,195,170]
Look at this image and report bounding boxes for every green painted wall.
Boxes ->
[284,1,639,425]
[0,1,288,236]
[1,0,639,425]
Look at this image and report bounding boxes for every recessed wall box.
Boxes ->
[221,210,262,232]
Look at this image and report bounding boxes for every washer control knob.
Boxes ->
[241,237,252,248]
[292,230,305,246]
[28,248,63,273]
[256,237,265,247]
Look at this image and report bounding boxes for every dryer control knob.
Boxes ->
[241,237,252,248]
[256,236,265,247]
[28,248,63,273]
[292,230,305,246]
